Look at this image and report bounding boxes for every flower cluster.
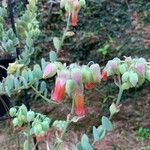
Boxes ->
[9,105,51,138]
[60,0,86,26]
[103,57,150,89]
[43,62,101,116]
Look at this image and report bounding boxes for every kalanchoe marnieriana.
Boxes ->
[9,104,51,139]
[42,62,101,116]
[60,0,86,26]
[104,57,150,90]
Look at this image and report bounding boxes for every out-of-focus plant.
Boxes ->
[0,5,19,54]
[16,0,40,40]
[16,0,40,65]
[137,127,150,141]
[9,104,51,150]
[97,43,110,57]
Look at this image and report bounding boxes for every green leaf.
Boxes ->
[76,143,84,150]
[102,116,113,131]
[32,64,42,80]
[41,58,46,71]
[81,134,93,150]
[93,126,100,142]
[14,78,20,89]
[97,126,106,140]
[5,86,11,97]
[28,70,34,82]
[22,69,29,82]
[40,81,47,93]
[5,75,14,90]
[49,51,57,62]
[21,77,28,89]
[53,37,61,52]
[44,88,48,97]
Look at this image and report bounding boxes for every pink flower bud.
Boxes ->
[58,69,70,79]
[90,64,101,83]
[106,60,117,70]
[71,68,82,84]
[43,63,57,79]
[135,63,145,76]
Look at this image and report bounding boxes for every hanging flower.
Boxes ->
[71,68,82,84]
[85,83,94,90]
[51,77,66,102]
[71,0,79,26]
[101,71,107,81]
[42,63,57,79]
[74,92,85,116]
[90,63,101,83]
[36,130,50,143]
[135,63,145,76]
[71,15,78,26]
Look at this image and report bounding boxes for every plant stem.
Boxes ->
[71,96,75,114]
[59,13,71,50]
[53,97,75,150]
[116,75,123,105]
[116,86,123,105]
[31,85,57,104]
[27,123,31,150]
[0,65,7,71]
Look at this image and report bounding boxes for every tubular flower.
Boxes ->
[135,63,145,76]
[101,71,107,81]
[85,83,94,90]
[71,68,82,84]
[74,92,85,116]
[36,131,50,142]
[42,63,57,79]
[90,63,101,83]
[71,0,79,26]
[51,78,66,102]
[71,15,78,26]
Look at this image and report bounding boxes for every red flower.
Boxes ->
[85,83,94,90]
[75,92,85,116]
[71,0,79,26]
[36,131,50,143]
[101,71,107,81]
[36,135,43,143]
[51,78,66,102]
[71,15,78,26]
